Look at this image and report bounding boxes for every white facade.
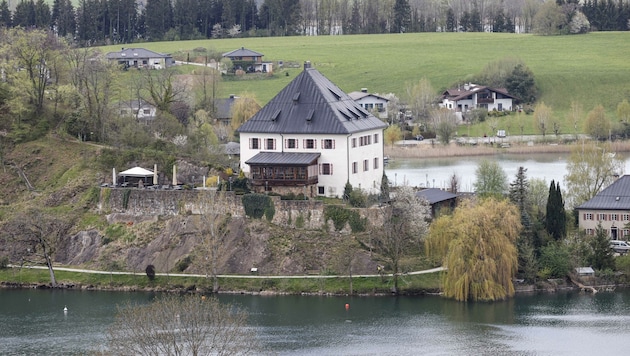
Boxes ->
[239,129,385,198]
[578,210,630,240]
[440,84,515,113]
[349,90,390,120]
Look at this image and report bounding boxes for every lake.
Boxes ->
[384,153,630,192]
[2,288,630,355]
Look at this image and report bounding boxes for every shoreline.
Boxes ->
[384,139,630,159]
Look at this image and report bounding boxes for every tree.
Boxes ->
[373,185,430,294]
[230,94,261,133]
[617,99,630,124]
[431,108,457,145]
[509,166,530,214]
[506,63,537,104]
[567,100,583,139]
[473,159,507,198]
[392,0,411,33]
[141,67,188,114]
[0,0,11,27]
[533,0,566,35]
[533,102,552,140]
[588,223,615,271]
[107,294,260,355]
[384,124,403,147]
[584,104,611,140]
[564,143,625,209]
[569,10,590,34]
[426,198,522,301]
[405,77,435,128]
[545,180,566,241]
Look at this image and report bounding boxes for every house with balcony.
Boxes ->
[223,47,273,73]
[237,62,387,198]
[348,88,390,120]
[440,83,518,121]
[105,48,175,69]
[576,175,630,240]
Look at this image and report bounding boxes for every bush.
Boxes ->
[175,256,192,272]
[242,194,274,220]
[0,256,8,269]
[539,242,571,278]
[323,205,365,232]
[145,265,156,281]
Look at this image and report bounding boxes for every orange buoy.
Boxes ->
[345,303,350,310]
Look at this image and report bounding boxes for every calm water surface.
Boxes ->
[385,153,630,191]
[1,289,630,355]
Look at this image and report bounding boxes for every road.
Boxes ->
[9,265,445,280]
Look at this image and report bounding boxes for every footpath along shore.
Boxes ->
[385,137,630,159]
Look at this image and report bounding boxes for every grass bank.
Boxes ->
[0,267,441,296]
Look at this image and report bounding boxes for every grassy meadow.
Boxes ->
[100,32,630,136]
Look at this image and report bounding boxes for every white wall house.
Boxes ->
[237,63,387,198]
[440,83,517,117]
[577,175,630,240]
[348,88,390,120]
[105,48,175,69]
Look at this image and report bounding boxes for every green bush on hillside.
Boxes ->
[242,194,274,220]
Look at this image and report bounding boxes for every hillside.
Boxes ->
[0,136,385,280]
[100,32,630,123]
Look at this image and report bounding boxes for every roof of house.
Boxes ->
[106,48,171,60]
[214,96,238,119]
[348,91,390,102]
[441,84,518,101]
[223,47,263,58]
[223,142,240,155]
[237,64,387,135]
[415,188,458,205]
[245,152,321,166]
[576,175,630,210]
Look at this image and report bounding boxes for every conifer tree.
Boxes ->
[545,180,566,241]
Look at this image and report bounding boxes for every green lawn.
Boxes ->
[100,32,630,135]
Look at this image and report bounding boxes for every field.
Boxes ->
[100,32,630,135]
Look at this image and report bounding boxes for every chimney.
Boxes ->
[304,61,311,70]
[361,88,368,93]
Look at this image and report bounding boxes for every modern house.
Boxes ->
[440,83,517,119]
[106,48,175,69]
[237,62,388,198]
[117,100,157,123]
[348,88,390,120]
[222,47,273,73]
[576,175,630,240]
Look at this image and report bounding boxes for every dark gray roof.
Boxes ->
[106,48,171,60]
[223,142,240,155]
[245,152,321,166]
[223,47,263,58]
[237,66,387,135]
[214,97,237,119]
[576,175,630,210]
[415,188,458,205]
[348,91,389,102]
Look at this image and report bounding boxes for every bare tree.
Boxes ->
[372,185,430,294]
[431,108,458,145]
[107,294,261,356]
[405,77,435,128]
[533,102,552,140]
[141,67,188,114]
[333,237,361,294]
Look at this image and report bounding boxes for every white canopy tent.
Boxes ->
[118,166,155,187]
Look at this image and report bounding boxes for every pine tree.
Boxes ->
[545,180,566,241]
[589,223,615,270]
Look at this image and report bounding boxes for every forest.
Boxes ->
[0,0,628,46]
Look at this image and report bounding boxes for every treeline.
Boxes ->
[0,0,628,46]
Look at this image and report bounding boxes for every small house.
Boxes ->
[106,48,175,69]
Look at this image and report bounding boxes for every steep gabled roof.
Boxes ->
[441,84,518,101]
[348,91,390,102]
[237,65,387,135]
[577,175,630,210]
[223,47,264,58]
[106,48,171,60]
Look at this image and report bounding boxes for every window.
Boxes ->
[320,163,333,175]
[250,138,260,149]
[352,162,358,174]
[322,139,334,149]
[597,213,606,221]
[374,134,379,144]
[611,214,619,221]
[363,159,369,171]
[286,138,297,149]
[376,103,384,112]
[304,139,316,149]
[586,229,594,236]
[352,138,357,148]
[625,229,630,237]
[624,214,630,221]
[266,138,276,150]
[318,186,325,195]
[374,157,379,170]
[584,213,593,220]
[143,109,151,115]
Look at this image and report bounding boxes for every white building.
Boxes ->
[440,83,517,117]
[237,62,387,198]
[576,175,630,240]
[348,88,390,120]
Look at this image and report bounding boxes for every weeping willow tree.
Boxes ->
[426,198,521,302]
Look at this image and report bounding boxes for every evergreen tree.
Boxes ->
[545,180,566,241]
[392,0,410,33]
[446,8,455,32]
[589,223,615,270]
[145,0,173,41]
[0,0,11,28]
[380,173,390,203]
[348,0,361,34]
[506,64,537,104]
[34,0,51,29]
[13,0,37,28]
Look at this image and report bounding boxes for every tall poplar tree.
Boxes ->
[545,180,566,241]
[392,0,411,33]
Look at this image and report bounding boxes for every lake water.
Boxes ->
[384,153,630,192]
[2,288,630,355]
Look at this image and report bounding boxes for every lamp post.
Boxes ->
[229,177,232,191]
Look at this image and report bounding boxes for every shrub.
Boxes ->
[242,194,274,220]
[175,256,192,272]
[323,205,365,232]
[348,188,368,207]
[539,242,571,278]
[145,265,156,281]
[0,256,8,269]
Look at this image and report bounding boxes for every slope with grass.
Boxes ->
[101,32,630,131]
